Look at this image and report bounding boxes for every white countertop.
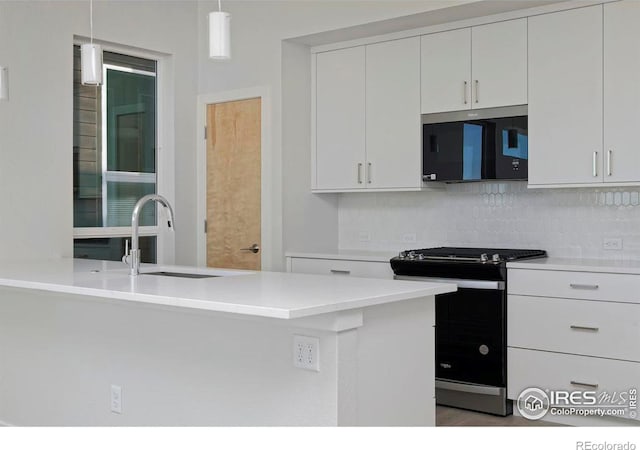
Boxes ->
[285,250,396,263]
[0,259,456,319]
[508,257,640,275]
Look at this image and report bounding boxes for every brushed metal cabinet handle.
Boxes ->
[607,150,612,176]
[571,381,599,389]
[330,269,351,275]
[357,163,363,184]
[569,283,599,290]
[570,325,599,332]
[593,151,598,177]
[474,80,479,104]
[367,162,372,184]
[463,81,468,104]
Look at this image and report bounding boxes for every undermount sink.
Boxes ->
[143,271,220,279]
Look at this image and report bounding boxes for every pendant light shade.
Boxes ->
[81,43,103,86]
[0,66,8,101]
[81,0,102,86]
[209,11,231,60]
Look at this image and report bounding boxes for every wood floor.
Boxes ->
[436,406,563,427]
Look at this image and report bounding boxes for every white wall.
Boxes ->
[196,0,476,270]
[0,1,197,263]
[339,182,640,260]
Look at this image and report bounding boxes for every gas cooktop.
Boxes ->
[390,247,547,280]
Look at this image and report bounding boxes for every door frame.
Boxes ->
[196,87,272,269]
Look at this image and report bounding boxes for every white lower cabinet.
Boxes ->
[508,348,640,422]
[508,267,640,422]
[287,257,393,279]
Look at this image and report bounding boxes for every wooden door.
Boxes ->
[527,5,603,186]
[206,98,261,270]
[365,37,421,189]
[604,0,640,183]
[420,28,471,114]
[315,46,366,190]
[471,18,527,109]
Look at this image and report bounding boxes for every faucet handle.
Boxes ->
[122,239,130,265]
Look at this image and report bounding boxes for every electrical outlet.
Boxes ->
[293,335,320,372]
[603,238,623,251]
[111,384,122,414]
[358,231,371,242]
[402,233,417,243]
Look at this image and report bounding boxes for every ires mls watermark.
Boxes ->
[516,386,638,421]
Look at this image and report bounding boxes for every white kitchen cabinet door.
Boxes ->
[366,37,421,189]
[315,47,366,190]
[421,28,471,114]
[528,6,603,186]
[604,0,640,183]
[471,19,527,109]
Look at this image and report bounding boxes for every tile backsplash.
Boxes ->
[338,182,640,260]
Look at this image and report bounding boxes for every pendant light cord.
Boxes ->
[218,0,221,12]
[90,0,94,44]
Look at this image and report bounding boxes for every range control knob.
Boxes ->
[407,251,417,260]
[480,253,489,263]
[492,254,501,263]
[417,253,425,260]
[398,251,407,259]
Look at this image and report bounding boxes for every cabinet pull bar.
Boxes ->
[330,269,351,275]
[357,163,363,184]
[593,151,598,177]
[367,162,372,184]
[463,81,468,104]
[570,325,599,332]
[569,283,599,290]
[607,150,612,176]
[474,80,479,104]
[571,381,599,389]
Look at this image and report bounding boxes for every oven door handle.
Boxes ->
[394,275,505,291]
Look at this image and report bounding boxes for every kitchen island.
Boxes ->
[0,259,455,426]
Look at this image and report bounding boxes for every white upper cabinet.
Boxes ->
[421,28,471,114]
[421,19,527,114]
[604,0,640,183]
[527,6,603,186]
[315,46,366,190]
[366,37,421,189]
[471,19,527,109]
[313,38,421,192]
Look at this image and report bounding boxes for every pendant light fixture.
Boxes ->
[81,0,103,85]
[209,0,231,60]
[0,66,8,101]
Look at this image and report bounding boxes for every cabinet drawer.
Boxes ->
[508,348,640,421]
[508,269,640,304]
[509,295,640,362]
[289,258,393,279]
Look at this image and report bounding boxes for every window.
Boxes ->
[73,46,159,263]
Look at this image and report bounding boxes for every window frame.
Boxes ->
[72,40,174,264]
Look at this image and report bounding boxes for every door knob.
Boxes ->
[240,244,260,254]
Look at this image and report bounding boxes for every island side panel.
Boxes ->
[0,287,341,426]
[344,296,436,426]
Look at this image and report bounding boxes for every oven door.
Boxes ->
[396,276,506,387]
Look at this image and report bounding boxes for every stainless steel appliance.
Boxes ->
[390,247,547,416]
[422,105,528,183]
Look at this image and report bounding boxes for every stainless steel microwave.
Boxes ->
[422,105,528,183]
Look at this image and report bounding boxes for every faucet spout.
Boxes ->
[126,194,175,276]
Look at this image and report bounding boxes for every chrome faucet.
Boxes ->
[123,194,175,276]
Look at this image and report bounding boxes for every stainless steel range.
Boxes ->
[390,247,547,416]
